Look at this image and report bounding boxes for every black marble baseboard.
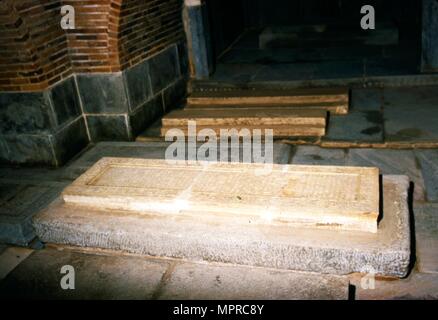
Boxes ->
[0,116,89,167]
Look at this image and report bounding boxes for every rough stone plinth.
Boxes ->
[33,175,411,277]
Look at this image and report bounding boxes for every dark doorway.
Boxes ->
[204,0,423,83]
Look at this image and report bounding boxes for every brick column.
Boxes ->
[422,0,438,72]
[183,0,213,79]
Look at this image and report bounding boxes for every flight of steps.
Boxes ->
[161,87,349,138]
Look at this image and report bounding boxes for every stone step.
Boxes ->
[187,88,349,114]
[186,102,347,115]
[189,75,438,95]
[33,175,411,277]
[161,108,327,138]
[161,124,326,138]
[61,158,380,233]
[162,108,327,127]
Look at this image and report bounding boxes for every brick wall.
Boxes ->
[0,0,185,92]
[64,0,120,74]
[0,0,72,92]
[118,0,184,70]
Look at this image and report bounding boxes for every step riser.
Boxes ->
[186,103,348,114]
[187,87,350,114]
[162,107,327,138]
[187,98,348,114]
[162,118,326,127]
[188,96,348,104]
[161,126,326,137]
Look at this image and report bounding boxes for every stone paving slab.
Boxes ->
[319,140,438,149]
[33,175,411,277]
[158,262,349,300]
[0,246,33,280]
[415,150,438,202]
[349,272,438,300]
[62,142,171,179]
[383,86,438,143]
[350,88,382,112]
[293,147,430,203]
[0,167,71,183]
[0,248,169,300]
[347,149,426,201]
[413,203,438,274]
[0,163,74,245]
[0,247,350,300]
[220,46,386,65]
[291,146,349,166]
[366,57,417,77]
[324,111,384,143]
[63,141,292,178]
[0,181,65,245]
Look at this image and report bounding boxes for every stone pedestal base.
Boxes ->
[33,175,411,277]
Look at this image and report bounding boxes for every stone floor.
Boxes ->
[0,247,349,300]
[192,28,438,90]
[323,86,438,147]
[0,140,437,299]
[1,83,438,300]
[212,29,420,83]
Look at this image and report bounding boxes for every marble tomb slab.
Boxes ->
[62,158,380,233]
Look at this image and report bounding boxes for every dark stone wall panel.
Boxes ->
[86,115,130,142]
[52,117,89,167]
[129,95,164,137]
[124,61,153,112]
[50,77,82,127]
[0,134,55,167]
[148,45,181,94]
[163,78,187,112]
[77,74,129,114]
[0,92,54,135]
